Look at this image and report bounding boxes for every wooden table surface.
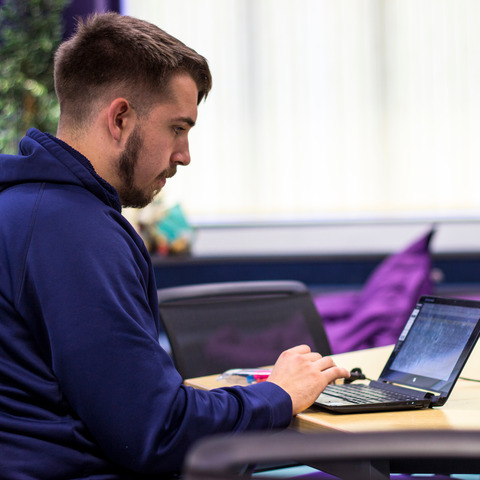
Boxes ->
[185,343,480,434]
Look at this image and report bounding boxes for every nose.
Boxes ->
[172,151,190,166]
[171,140,191,166]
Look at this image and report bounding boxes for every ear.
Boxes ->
[107,98,137,145]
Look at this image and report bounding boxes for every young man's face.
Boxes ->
[116,73,198,208]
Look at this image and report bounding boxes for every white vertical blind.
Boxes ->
[121,0,480,223]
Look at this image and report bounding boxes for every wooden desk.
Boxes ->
[185,345,480,478]
[185,343,480,434]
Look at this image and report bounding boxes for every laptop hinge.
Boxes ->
[428,392,448,406]
[380,380,440,399]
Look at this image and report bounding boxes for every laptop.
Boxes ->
[314,295,480,414]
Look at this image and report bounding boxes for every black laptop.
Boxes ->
[314,295,480,414]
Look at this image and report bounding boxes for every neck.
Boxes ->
[56,126,120,190]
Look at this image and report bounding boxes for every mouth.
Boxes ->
[154,167,177,190]
[156,177,167,189]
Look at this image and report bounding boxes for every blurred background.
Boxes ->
[2,0,480,285]
[122,0,480,225]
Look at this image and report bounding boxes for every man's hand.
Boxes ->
[266,344,350,415]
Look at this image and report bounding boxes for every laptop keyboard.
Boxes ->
[323,383,418,404]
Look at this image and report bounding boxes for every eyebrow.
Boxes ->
[172,116,196,127]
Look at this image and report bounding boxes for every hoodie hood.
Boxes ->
[0,128,121,212]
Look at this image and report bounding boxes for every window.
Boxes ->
[122,0,480,224]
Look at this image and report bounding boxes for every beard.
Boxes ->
[116,126,176,208]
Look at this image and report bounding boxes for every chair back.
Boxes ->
[183,429,480,480]
[157,280,331,379]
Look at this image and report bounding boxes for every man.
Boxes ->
[0,12,349,479]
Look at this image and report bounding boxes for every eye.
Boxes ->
[173,126,186,136]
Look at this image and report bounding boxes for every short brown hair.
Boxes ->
[54,12,212,127]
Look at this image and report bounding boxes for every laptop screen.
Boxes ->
[379,296,480,395]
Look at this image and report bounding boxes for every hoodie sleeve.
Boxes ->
[15,185,292,475]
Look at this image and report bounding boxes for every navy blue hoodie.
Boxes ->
[0,129,292,479]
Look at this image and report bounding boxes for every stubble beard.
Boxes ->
[116,126,176,209]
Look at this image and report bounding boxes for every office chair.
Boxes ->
[157,280,331,379]
[183,429,480,480]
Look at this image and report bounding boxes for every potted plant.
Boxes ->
[0,0,70,153]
